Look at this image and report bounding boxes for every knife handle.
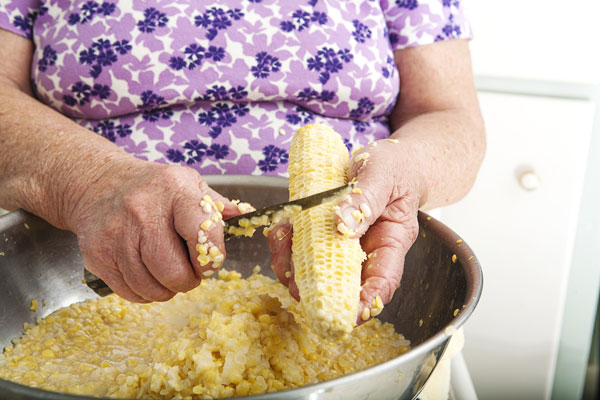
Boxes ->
[83,269,114,297]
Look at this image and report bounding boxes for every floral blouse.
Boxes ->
[0,0,471,176]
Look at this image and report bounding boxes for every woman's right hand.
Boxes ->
[66,157,240,303]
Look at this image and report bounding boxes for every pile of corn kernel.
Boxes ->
[0,269,410,399]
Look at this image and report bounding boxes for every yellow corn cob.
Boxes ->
[288,123,366,340]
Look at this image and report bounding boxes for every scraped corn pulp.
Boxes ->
[0,269,409,399]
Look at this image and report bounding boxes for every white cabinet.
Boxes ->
[439,92,596,399]
[466,0,600,85]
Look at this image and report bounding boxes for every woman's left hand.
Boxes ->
[268,137,421,323]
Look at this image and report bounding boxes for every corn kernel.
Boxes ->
[209,246,221,258]
[452,254,457,264]
[361,307,371,321]
[197,255,211,266]
[196,244,208,256]
[352,187,362,194]
[359,203,372,218]
[200,220,213,231]
[351,209,363,221]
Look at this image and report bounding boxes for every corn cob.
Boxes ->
[288,123,366,340]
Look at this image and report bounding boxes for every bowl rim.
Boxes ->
[0,175,483,399]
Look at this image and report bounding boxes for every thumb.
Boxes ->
[335,146,395,237]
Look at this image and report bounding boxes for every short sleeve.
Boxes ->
[380,0,472,51]
[0,0,42,39]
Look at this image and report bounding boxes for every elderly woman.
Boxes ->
[0,1,484,316]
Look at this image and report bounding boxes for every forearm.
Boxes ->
[389,108,485,210]
[0,82,133,229]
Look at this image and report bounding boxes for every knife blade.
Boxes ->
[223,181,355,238]
[84,181,355,296]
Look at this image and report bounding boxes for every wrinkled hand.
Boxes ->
[269,139,421,322]
[68,158,239,303]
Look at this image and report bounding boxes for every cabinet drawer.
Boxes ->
[439,92,595,399]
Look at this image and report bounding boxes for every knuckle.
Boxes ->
[123,192,152,222]
[161,165,199,191]
[166,267,199,293]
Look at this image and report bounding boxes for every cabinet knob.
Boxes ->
[518,170,541,191]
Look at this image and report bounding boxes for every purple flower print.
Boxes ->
[280,9,327,33]
[168,56,186,70]
[203,85,229,101]
[78,38,131,78]
[80,1,99,23]
[396,0,419,10]
[194,7,244,41]
[169,44,225,71]
[138,91,173,122]
[38,45,57,72]
[113,40,132,55]
[216,109,236,128]
[343,138,353,152]
[91,83,111,99]
[311,11,327,25]
[205,46,225,62]
[63,81,113,107]
[229,86,248,100]
[297,88,318,101]
[166,149,185,163]
[99,2,116,16]
[198,110,216,125]
[350,97,375,119]
[137,8,169,33]
[2,0,473,178]
[12,9,39,39]
[297,88,336,102]
[184,43,205,69]
[68,1,116,26]
[198,103,239,138]
[258,145,288,172]
[251,52,281,79]
[442,15,461,38]
[280,21,295,33]
[306,47,352,84]
[116,124,132,138]
[352,20,372,43]
[207,144,230,160]
[381,56,395,78]
[92,120,131,143]
[184,140,208,164]
[443,0,460,6]
[292,10,311,31]
[285,107,314,125]
[353,120,369,132]
[232,103,250,117]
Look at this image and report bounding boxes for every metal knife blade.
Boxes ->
[223,181,355,237]
[84,181,355,297]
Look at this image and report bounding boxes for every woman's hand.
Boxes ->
[68,158,240,303]
[269,138,421,322]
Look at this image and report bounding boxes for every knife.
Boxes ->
[84,182,356,297]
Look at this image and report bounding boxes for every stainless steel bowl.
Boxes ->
[0,175,482,400]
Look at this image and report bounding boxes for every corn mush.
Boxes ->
[0,270,410,399]
[288,124,366,340]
